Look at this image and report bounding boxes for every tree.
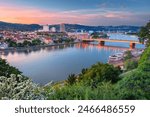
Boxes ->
[66,74,76,85]
[124,60,138,71]
[81,63,121,86]
[138,61,150,72]
[91,32,100,39]
[32,39,41,46]
[17,43,24,47]
[23,40,32,47]
[5,39,17,47]
[138,46,150,65]
[124,50,133,61]
[0,58,22,77]
[139,21,150,46]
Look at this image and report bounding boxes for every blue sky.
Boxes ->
[0,0,150,25]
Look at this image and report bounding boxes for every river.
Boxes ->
[0,33,145,85]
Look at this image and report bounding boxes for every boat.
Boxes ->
[108,52,124,62]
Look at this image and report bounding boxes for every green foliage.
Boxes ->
[46,62,121,100]
[0,58,22,77]
[23,40,32,47]
[139,21,150,46]
[66,74,77,85]
[115,47,150,100]
[0,58,46,100]
[124,50,133,61]
[79,63,121,86]
[91,32,100,39]
[17,43,24,47]
[48,82,117,100]
[91,32,108,39]
[138,46,150,65]
[99,34,109,38]
[5,39,42,47]
[124,60,138,71]
[115,70,150,100]
[5,39,17,47]
[32,39,42,46]
[0,74,46,100]
[138,60,150,72]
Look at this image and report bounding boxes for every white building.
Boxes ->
[43,25,49,32]
[51,27,56,32]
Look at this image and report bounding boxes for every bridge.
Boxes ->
[82,38,143,49]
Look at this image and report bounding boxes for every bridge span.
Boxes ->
[82,38,143,49]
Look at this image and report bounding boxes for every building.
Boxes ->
[43,38,53,44]
[0,42,8,49]
[51,27,56,32]
[60,23,66,32]
[68,32,90,40]
[43,25,49,32]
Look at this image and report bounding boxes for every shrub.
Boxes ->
[124,60,138,71]
[115,70,150,100]
[48,82,117,100]
[0,74,46,100]
[66,74,77,85]
[124,51,133,61]
[138,46,150,65]
[80,63,121,86]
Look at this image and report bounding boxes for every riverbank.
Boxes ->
[108,49,144,68]
[0,41,81,52]
[109,56,140,67]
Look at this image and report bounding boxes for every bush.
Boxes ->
[66,74,77,85]
[124,51,133,61]
[80,63,121,86]
[48,82,117,100]
[138,61,150,72]
[139,21,150,46]
[0,74,46,100]
[115,70,150,100]
[124,60,138,71]
[138,46,150,65]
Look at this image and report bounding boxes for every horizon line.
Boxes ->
[0,20,143,27]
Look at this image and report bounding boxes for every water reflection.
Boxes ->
[0,43,133,56]
[0,43,144,85]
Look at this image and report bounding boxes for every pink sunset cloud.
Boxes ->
[0,5,92,24]
[0,4,146,26]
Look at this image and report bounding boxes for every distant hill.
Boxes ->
[49,24,141,32]
[0,21,42,31]
[0,21,141,32]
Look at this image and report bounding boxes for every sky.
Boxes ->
[0,0,150,26]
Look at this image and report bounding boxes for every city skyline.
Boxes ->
[0,0,150,26]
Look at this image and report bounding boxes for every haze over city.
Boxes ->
[0,0,150,26]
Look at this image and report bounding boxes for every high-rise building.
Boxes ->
[43,24,49,32]
[51,27,56,32]
[60,23,66,32]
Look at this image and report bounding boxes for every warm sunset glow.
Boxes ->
[0,0,149,25]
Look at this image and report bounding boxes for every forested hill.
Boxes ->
[0,21,140,32]
[0,21,42,31]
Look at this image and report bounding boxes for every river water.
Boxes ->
[0,33,145,85]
